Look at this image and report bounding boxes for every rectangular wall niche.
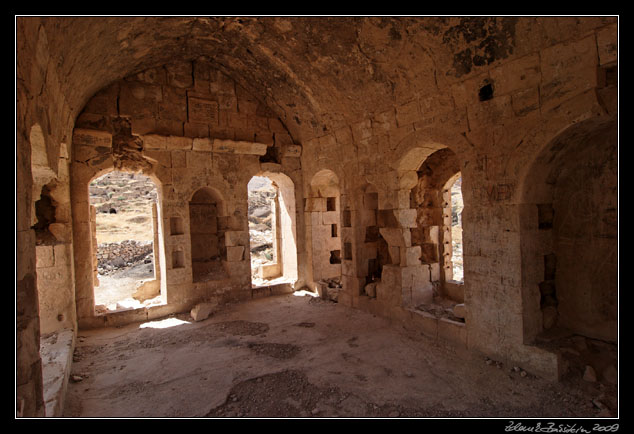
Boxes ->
[343,242,352,260]
[331,224,338,237]
[326,197,336,211]
[170,217,184,235]
[172,250,185,269]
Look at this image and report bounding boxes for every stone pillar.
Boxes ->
[17,129,45,417]
[152,202,160,280]
[90,205,99,287]
[271,196,279,265]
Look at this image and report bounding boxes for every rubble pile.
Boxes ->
[97,240,153,275]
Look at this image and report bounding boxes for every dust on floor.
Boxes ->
[64,293,616,418]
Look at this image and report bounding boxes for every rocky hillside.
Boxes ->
[248,177,276,274]
[90,172,158,244]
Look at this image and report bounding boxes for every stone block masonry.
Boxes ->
[16,17,618,417]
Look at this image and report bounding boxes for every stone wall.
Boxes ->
[17,17,79,417]
[16,17,618,416]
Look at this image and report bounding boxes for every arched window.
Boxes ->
[447,175,464,283]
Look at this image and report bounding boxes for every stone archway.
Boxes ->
[248,171,298,287]
[408,148,464,307]
[519,117,618,344]
[89,171,162,313]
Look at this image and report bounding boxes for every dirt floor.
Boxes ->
[63,292,617,419]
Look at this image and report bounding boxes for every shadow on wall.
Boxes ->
[519,117,618,344]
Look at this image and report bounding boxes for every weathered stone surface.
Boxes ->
[212,139,267,155]
[188,96,219,124]
[73,129,112,148]
[583,365,597,382]
[453,303,466,319]
[364,282,377,298]
[226,245,245,262]
[225,231,249,247]
[399,246,421,267]
[602,364,617,384]
[542,306,558,330]
[283,144,302,158]
[142,134,168,150]
[379,228,411,248]
[192,137,213,152]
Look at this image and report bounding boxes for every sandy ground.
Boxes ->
[63,292,615,419]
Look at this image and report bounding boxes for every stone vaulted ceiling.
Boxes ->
[32,16,525,144]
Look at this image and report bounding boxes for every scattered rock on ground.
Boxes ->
[191,302,217,322]
[583,365,597,382]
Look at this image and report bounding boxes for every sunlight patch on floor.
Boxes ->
[139,317,191,329]
[292,289,319,298]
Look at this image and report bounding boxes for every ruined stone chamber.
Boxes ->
[16,16,618,417]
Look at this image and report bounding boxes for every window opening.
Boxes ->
[450,176,464,282]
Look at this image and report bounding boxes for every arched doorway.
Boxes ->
[248,172,298,287]
[89,171,162,312]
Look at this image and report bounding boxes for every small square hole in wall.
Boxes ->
[343,242,352,260]
[326,197,336,211]
[329,250,341,264]
[479,82,494,101]
[170,217,184,235]
[172,250,185,269]
[331,224,338,238]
